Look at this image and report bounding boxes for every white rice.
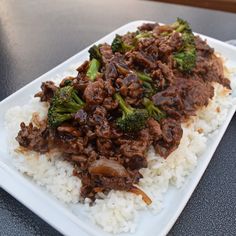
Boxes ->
[4,67,236,234]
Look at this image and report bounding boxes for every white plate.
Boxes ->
[0,21,236,236]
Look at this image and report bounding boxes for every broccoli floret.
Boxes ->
[135,31,152,40]
[88,45,102,62]
[136,72,157,96]
[115,93,148,132]
[171,18,196,73]
[171,17,192,33]
[111,34,134,53]
[48,86,84,127]
[173,48,196,72]
[86,58,101,81]
[143,98,166,122]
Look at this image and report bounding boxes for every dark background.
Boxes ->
[0,0,236,235]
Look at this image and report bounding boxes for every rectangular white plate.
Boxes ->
[0,21,236,236]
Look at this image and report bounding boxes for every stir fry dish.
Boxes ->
[16,19,230,204]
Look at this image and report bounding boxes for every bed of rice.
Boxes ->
[4,66,236,234]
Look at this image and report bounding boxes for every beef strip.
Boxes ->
[83,79,106,105]
[132,51,157,69]
[34,81,58,102]
[152,77,214,118]
[118,129,150,170]
[154,118,183,158]
[99,43,113,64]
[147,118,162,140]
[115,74,144,105]
[16,122,49,153]
[138,23,159,31]
[79,168,141,200]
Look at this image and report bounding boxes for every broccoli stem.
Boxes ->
[135,31,152,40]
[144,98,161,113]
[86,58,100,81]
[142,81,153,89]
[143,98,166,121]
[114,93,133,115]
[136,72,152,82]
[135,71,157,96]
[71,90,84,105]
[172,23,185,33]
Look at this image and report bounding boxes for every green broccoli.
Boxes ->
[111,34,134,53]
[173,48,196,72]
[136,71,157,96]
[88,45,102,62]
[171,17,192,33]
[143,98,166,122]
[115,93,148,132]
[86,45,102,81]
[136,71,152,82]
[135,31,152,40]
[171,18,196,73]
[48,86,84,127]
[86,58,101,81]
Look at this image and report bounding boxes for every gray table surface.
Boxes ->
[0,0,236,235]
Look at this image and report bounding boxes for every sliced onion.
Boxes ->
[88,159,129,178]
[130,186,152,205]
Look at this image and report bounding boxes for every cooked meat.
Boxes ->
[84,79,106,105]
[34,81,58,102]
[74,109,88,125]
[54,136,87,155]
[17,20,231,202]
[99,43,113,64]
[132,51,156,69]
[115,74,143,105]
[76,60,89,74]
[16,122,49,153]
[79,170,141,200]
[96,138,114,155]
[138,22,159,31]
[119,129,150,170]
[154,118,183,158]
[104,62,118,80]
[147,118,162,140]
[152,77,214,118]
[95,121,111,138]
[102,97,118,110]
[195,36,214,57]
[88,106,107,126]
[152,86,184,118]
